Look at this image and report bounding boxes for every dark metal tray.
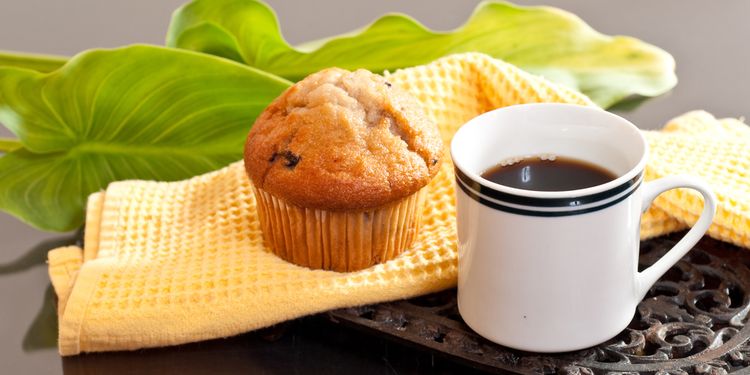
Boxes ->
[326,233,750,374]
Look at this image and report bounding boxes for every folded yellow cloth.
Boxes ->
[48,53,750,355]
[645,111,750,247]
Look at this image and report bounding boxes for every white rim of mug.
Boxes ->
[450,103,649,213]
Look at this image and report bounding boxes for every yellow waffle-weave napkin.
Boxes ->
[644,111,750,247]
[47,53,749,355]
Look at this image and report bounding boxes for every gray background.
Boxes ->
[0,1,748,373]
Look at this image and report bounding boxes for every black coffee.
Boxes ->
[481,156,617,191]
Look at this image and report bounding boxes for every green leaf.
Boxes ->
[0,137,22,153]
[0,45,291,231]
[167,0,676,108]
[0,50,67,73]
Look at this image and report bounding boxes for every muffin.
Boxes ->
[244,68,443,272]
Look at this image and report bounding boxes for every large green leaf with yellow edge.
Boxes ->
[0,50,67,73]
[0,45,291,231]
[167,0,676,108]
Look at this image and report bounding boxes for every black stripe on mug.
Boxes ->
[455,178,641,217]
[455,167,642,208]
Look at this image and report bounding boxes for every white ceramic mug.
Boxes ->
[451,103,717,352]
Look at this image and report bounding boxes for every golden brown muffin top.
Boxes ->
[244,68,443,210]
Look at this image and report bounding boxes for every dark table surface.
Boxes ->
[1,1,748,374]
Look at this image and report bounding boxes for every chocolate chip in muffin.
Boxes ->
[268,150,300,169]
[282,151,300,168]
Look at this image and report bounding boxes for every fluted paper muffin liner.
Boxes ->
[252,186,427,272]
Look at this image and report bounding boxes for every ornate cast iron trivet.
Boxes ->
[326,234,750,374]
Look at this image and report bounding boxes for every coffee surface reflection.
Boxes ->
[481,156,617,191]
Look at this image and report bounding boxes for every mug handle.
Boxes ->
[636,175,717,299]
